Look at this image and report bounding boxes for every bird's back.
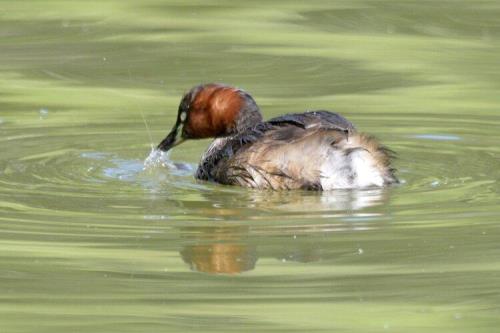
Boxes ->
[196,111,397,190]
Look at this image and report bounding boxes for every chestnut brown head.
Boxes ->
[157,83,262,152]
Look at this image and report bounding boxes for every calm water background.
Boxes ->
[1,1,500,332]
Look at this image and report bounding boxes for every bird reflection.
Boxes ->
[250,188,389,213]
[180,226,256,274]
[179,188,390,274]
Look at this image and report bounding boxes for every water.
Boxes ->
[1,1,500,332]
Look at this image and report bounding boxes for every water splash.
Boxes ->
[143,147,176,170]
[143,148,194,175]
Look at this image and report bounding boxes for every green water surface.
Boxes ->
[1,1,500,332]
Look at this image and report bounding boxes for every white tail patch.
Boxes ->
[320,147,384,190]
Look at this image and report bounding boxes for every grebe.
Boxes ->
[157,83,397,190]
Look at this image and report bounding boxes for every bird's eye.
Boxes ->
[179,111,187,123]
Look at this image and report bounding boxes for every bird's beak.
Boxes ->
[157,122,186,152]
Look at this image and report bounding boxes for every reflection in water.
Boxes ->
[180,188,388,274]
[181,243,257,274]
[180,226,257,274]
[272,188,388,212]
[201,187,389,216]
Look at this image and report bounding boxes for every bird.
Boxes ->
[157,83,397,190]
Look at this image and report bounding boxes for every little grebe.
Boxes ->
[157,83,397,190]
